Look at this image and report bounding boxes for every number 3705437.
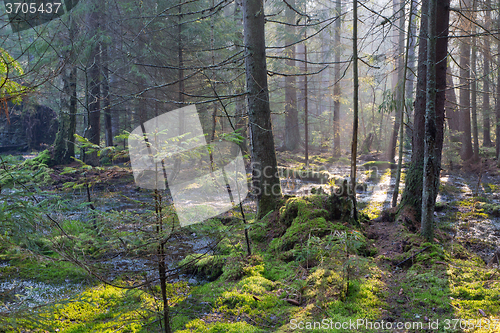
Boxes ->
[5,2,62,14]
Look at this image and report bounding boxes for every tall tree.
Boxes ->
[332,0,342,158]
[471,28,479,161]
[351,0,359,221]
[243,0,281,218]
[400,0,450,222]
[405,0,418,142]
[399,0,428,215]
[445,69,460,137]
[54,15,78,164]
[284,0,300,151]
[497,15,500,161]
[387,0,405,162]
[86,0,101,166]
[101,2,112,148]
[459,0,473,161]
[392,0,415,207]
[422,0,438,240]
[233,0,249,156]
[482,0,493,147]
[102,42,113,147]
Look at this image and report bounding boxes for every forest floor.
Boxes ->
[0,150,499,332]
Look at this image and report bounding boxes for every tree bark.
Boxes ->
[399,0,428,214]
[392,0,415,207]
[387,0,405,162]
[497,1,500,161]
[459,0,473,161]
[422,0,437,240]
[471,31,479,161]
[243,0,281,218]
[86,1,101,166]
[284,0,299,151]
[482,0,493,147]
[233,0,249,156]
[497,26,500,160]
[304,44,309,166]
[405,0,418,142]
[445,69,460,138]
[67,66,77,160]
[102,42,113,147]
[351,0,359,222]
[400,0,449,220]
[332,0,342,158]
[434,0,451,175]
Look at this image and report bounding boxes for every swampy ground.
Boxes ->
[0,150,499,332]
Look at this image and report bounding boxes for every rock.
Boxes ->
[0,102,58,150]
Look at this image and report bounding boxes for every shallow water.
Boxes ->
[0,278,85,312]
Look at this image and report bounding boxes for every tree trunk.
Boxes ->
[392,0,415,207]
[233,0,249,156]
[445,69,460,138]
[405,0,418,142]
[332,0,342,158]
[401,0,450,228]
[284,0,299,151]
[422,0,437,241]
[351,0,358,222]
[399,0,428,215]
[86,2,101,167]
[243,0,281,218]
[459,0,473,161]
[65,15,78,162]
[497,2,500,161]
[387,0,405,162]
[434,0,451,179]
[54,14,77,167]
[471,31,479,161]
[304,43,309,167]
[102,42,113,147]
[482,0,493,147]
[67,66,77,160]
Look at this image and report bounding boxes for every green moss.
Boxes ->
[3,284,172,332]
[178,320,264,333]
[361,161,395,170]
[262,257,299,281]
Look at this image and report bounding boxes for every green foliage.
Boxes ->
[23,149,55,168]
[378,89,397,114]
[179,254,226,281]
[0,153,53,188]
[0,254,88,284]
[0,48,26,105]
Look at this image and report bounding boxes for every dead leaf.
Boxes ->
[398,288,403,296]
